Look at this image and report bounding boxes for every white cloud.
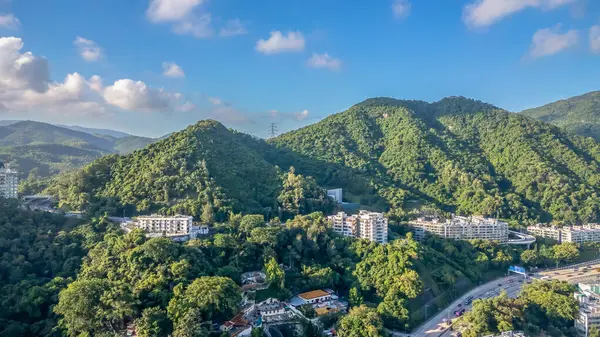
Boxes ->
[163,62,185,78]
[172,14,214,38]
[177,101,196,112]
[590,25,600,53]
[0,13,20,30]
[527,25,579,59]
[256,31,305,55]
[0,36,190,117]
[208,96,223,105]
[146,0,204,23]
[219,19,247,37]
[0,37,50,93]
[307,53,342,71]
[73,37,102,62]
[463,0,577,28]
[295,110,309,121]
[392,0,411,19]
[103,79,177,112]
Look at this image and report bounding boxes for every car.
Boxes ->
[497,283,502,286]
[554,272,560,275]
[457,303,462,307]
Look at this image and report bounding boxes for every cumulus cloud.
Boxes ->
[103,79,178,112]
[256,31,305,55]
[590,25,600,53]
[163,62,185,78]
[145,0,245,39]
[0,36,190,116]
[146,0,205,22]
[0,13,20,30]
[463,0,577,28]
[219,19,247,37]
[73,37,102,62]
[527,25,579,59]
[0,37,50,93]
[392,0,411,19]
[307,53,342,71]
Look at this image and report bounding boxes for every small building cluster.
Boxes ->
[527,224,600,244]
[408,214,509,242]
[575,282,600,336]
[0,165,18,199]
[120,215,209,241]
[327,210,388,244]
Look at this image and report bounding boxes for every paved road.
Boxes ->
[392,259,600,337]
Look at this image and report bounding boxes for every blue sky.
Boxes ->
[0,0,599,138]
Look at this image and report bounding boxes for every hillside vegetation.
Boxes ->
[43,96,600,224]
[271,97,600,224]
[521,91,600,141]
[0,121,155,178]
[45,120,335,219]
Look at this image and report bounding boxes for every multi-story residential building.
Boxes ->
[122,215,196,241]
[0,166,18,199]
[328,212,358,237]
[358,210,388,244]
[409,215,509,242]
[527,224,600,244]
[134,215,193,234]
[575,283,600,336]
[327,210,388,244]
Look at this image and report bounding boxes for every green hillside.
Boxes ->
[45,120,334,218]
[521,91,600,141]
[0,121,156,179]
[43,97,600,224]
[271,97,600,224]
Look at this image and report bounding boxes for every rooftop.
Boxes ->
[298,290,330,300]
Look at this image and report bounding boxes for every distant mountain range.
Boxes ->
[520,91,600,141]
[45,95,600,224]
[0,120,156,178]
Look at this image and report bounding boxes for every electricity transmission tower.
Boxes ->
[269,123,278,138]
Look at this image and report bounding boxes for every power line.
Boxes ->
[269,123,278,138]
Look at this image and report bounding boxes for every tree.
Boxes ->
[251,328,264,337]
[337,305,386,337]
[172,308,209,337]
[135,307,171,337]
[265,257,285,290]
[239,214,266,237]
[277,167,335,219]
[55,278,134,336]
[201,203,215,224]
[590,326,600,337]
[553,243,580,265]
[520,250,540,266]
[349,287,364,308]
[167,276,241,325]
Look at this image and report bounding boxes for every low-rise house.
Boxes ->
[298,290,332,304]
[254,298,294,323]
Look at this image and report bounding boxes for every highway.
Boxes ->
[391,259,600,337]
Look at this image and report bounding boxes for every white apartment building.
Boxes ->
[527,224,600,244]
[328,212,358,238]
[123,215,195,241]
[575,283,600,336]
[327,210,388,244]
[0,166,18,199]
[358,210,388,244]
[409,215,509,242]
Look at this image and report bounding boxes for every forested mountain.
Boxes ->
[271,96,600,224]
[43,96,600,224]
[45,120,335,219]
[0,121,156,179]
[521,91,600,141]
